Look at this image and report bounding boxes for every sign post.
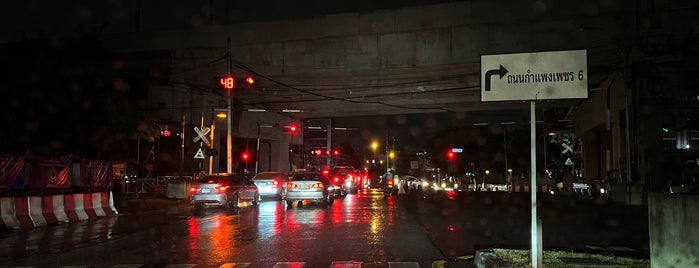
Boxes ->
[481,49,588,268]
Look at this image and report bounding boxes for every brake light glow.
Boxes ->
[215,185,230,193]
[313,183,324,188]
[288,182,297,188]
[272,180,279,186]
[387,180,394,187]
[333,177,340,183]
[189,186,199,193]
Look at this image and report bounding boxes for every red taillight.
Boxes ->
[288,182,297,188]
[215,185,229,193]
[313,183,324,188]
[333,177,340,183]
[189,186,199,193]
[387,180,394,187]
[272,180,279,186]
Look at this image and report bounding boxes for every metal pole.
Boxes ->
[226,37,233,174]
[255,122,261,174]
[530,101,540,268]
[200,112,205,172]
[180,114,185,177]
[208,113,215,175]
[504,126,508,181]
[226,88,232,174]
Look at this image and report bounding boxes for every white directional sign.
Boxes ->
[481,50,588,102]
[193,127,211,146]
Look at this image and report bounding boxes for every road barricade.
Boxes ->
[0,196,34,229]
[1,191,118,230]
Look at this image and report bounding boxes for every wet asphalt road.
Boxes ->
[0,189,649,267]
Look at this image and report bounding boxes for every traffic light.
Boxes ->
[285,123,298,134]
[218,75,255,90]
[447,150,455,161]
[333,149,340,156]
[241,151,249,162]
[205,148,218,157]
[244,76,255,85]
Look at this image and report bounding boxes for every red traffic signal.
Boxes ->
[241,151,249,161]
[244,76,255,85]
[447,151,455,160]
[286,123,298,133]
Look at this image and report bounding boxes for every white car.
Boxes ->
[401,175,430,191]
[251,171,288,199]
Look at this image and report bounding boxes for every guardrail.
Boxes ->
[125,178,156,194]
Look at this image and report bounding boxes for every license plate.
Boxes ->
[200,188,211,193]
[299,185,310,190]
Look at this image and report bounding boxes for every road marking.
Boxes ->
[331,261,363,268]
[388,262,421,268]
[220,263,251,268]
[273,262,306,268]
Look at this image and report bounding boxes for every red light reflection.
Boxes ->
[187,216,239,262]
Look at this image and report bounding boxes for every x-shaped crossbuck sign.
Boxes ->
[193,127,211,146]
[561,143,573,154]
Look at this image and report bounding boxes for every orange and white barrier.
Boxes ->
[0,192,118,229]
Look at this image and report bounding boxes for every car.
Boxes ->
[189,173,260,212]
[285,171,334,207]
[401,175,430,191]
[330,166,360,194]
[251,171,288,199]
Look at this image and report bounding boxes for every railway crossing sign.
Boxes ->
[193,127,210,146]
[561,143,573,154]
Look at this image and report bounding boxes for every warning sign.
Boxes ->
[564,158,573,166]
[194,148,205,159]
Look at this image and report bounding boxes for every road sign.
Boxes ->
[564,158,573,165]
[194,148,205,159]
[193,127,210,146]
[481,50,588,102]
[452,148,463,153]
[561,143,573,154]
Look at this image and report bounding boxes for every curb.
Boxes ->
[474,250,511,268]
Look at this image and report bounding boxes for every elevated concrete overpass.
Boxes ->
[99,0,631,120]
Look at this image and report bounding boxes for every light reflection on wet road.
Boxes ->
[0,189,443,267]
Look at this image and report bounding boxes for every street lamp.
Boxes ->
[371,141,379,168]
[484,170,490,188]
